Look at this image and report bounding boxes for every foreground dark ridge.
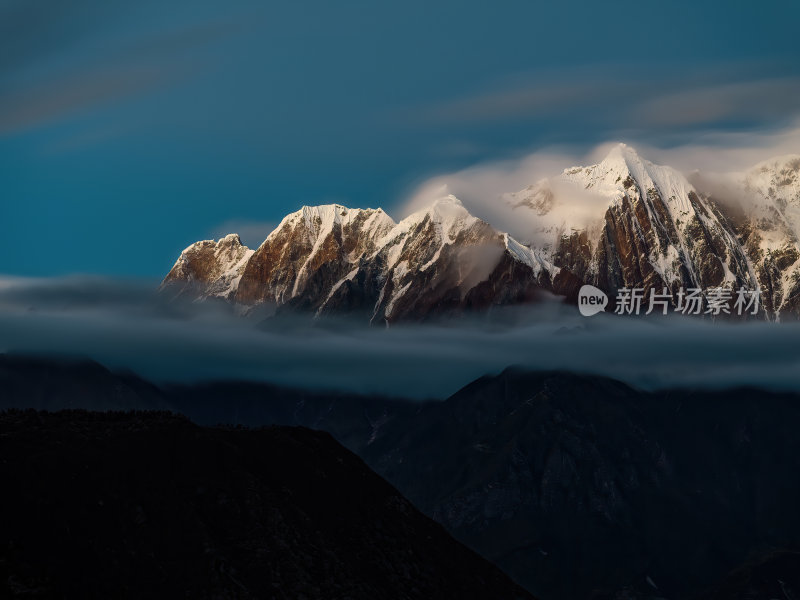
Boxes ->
[0,409,533,600]
[3,354,800,599]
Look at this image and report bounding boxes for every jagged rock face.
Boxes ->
[161,233,253,300]
[164,198,554,323]
[508,144,758,308]
[323,199,552,323]
[699,155,800,317]
[235,205,395,308]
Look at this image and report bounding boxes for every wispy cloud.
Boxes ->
[631,77,800,128]
[0,66,167,135]
[634,120,800,173]
[408,65,800,139]
[0,9,243,136]
[419,79,612,124]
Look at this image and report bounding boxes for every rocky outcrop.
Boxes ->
[235,204,395,308]
[161,233,253,300]
[698,155,800,318]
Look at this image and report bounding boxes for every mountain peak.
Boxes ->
[557,143,695,210]
[558,143,649,185]
[401,194,475,232]
[290,203,386,220]
[428,194,465,213]
[297,203,352,222]
[597,142,645,172]
[433,193,463,206]
[273,204,393,243]
[217,233,245,247]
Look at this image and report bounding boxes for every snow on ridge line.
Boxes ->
[173,233,249,257]
[255,203,396,250]
[503,233,554,277]
[562,143,695,212]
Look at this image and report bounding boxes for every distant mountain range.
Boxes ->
[5,354,800,599]
[162,145,800,321]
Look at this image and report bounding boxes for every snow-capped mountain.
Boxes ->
[162,233,253,300]
[722,155,800,315]
[508,144,758,301]
[235,204,395,308]
[162,146,800,321]
[164,197,553,323]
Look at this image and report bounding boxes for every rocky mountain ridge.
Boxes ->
[164,196,556,323]
[162,146,800,320]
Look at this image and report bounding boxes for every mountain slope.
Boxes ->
[235,204,395,308]
[0,409,534,600]
[162,233,254,300]
[508,144,759,307]
[354,369,800,599]
[695,155,800,317]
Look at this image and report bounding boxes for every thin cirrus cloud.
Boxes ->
[410,66,800,136]
[0,8,242,137]
[631,77,800,128]
[0,66,167,136]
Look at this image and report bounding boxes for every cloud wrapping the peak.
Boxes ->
[398,120,800,243]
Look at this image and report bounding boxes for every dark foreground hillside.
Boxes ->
[0,410,533,600]
[4,355,800,599]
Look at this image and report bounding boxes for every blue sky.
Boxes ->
[2,0,799,277]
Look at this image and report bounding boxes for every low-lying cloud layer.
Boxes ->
[1,276,799,399]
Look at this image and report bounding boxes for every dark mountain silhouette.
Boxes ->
[691,550,800,600]
[0,409,533,599]
[3,354,800,599]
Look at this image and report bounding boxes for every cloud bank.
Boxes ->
[1,276,799,399]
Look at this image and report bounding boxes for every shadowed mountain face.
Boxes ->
[692,550,800,600]
[357,371,800,599]
[0,409,533,600]
[3,355,800,599]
